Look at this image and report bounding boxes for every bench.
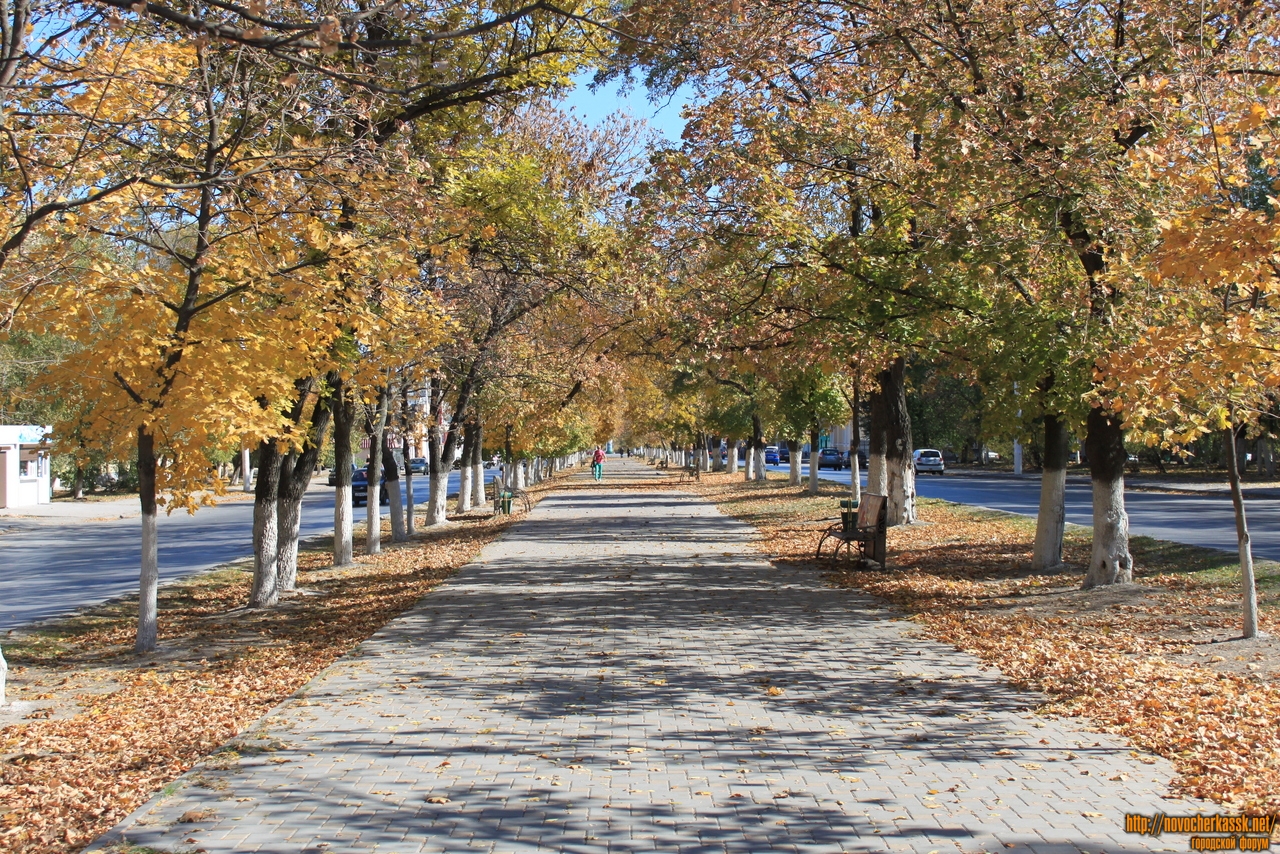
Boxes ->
[816,493,887,568]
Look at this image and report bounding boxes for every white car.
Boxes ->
[913,448,945,475]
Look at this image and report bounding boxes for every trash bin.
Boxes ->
[840,498,859,534]
[500,491,514,514]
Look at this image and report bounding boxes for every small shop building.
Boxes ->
[0,425,52,508]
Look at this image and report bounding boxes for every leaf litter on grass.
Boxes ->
[677,471,1280,814]
[0,496,544,854]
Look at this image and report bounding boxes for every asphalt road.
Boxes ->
[771,464,1280,562]
[0,471,501,632]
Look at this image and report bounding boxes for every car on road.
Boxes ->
[327,464,356,487]
[409,457,428,474]
[778,445,791,464]
[816,448,847,470]
[914,448,945,475]
[351,469,389,505]
[764,446,780,465]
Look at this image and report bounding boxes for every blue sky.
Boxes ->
[558,71,691,142]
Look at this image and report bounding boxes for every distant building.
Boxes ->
[0,426,52,508]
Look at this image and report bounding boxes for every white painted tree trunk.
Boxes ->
[387,477,406,542]
[241,447,252,492]
[138,505,158,652]
[515,460,526,490]
[1084,408,1133,586]
[136,426,160,653]
[457,464,473,513]
[754,447,767,481]
[1225,426,1260,638]
[276,493,303,592]
[1033,414,1069,571]
[849,453,862,504]
[403,438,415,538]
[1087,476,1131,585]
[472,461,485,506]
[808,430,821,496]
[332,387,355,567]
[425,470,451,526]
[728,445,739,474]
[867,453,887,496]
[788,441,801,486]
[886,452,916,525]
[250,442,282,608]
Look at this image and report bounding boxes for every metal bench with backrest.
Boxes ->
[815,493,888,568]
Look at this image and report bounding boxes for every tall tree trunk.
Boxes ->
[136,425,160,653]
[1235,429,1250,477]
[276,451,303,592]
[471,423,486,507]
[1032,414,1070,571]
[808,427,821,495]
[882,357,916,525]
[787,439,801,486]
[867,377,888,496]
[72,462,85,500]
[277,376,333,592]
[402,435,415,537]
[515,459,526,489]
[456,423,475,514]
[1083,407,1132,587]
[241,446,253,492]
[751,413,767,482]
[249,439,283,608]
[1224,424,1260,639]
[332,381,356,567]
[401,385,415,537]
[848,385,862,505]
[728,442,739,474]
[384,427,406,543]
[366,388,389,553]
[425,423,451,527]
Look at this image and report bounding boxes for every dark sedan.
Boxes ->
[351,469,389,506]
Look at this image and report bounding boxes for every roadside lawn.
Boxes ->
[0,498,541,854]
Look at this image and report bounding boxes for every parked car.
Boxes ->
[913,448,945,475]
[816,448,847,470]
[941,449,960,465]
[778,445,791,463]
[351,469,389,505]
[327,464,356,487]
[409,457,428,475]
[764,446,780,465]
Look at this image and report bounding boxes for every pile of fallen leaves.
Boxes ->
[678,471,1280,812]
[0,502,538,854]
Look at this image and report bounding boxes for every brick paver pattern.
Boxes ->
[92,463,1204,853]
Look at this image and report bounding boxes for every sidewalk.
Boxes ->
[90,461,1207,853]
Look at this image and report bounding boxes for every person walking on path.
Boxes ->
[591,447,605,481]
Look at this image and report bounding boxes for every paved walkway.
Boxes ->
[91,463,1202,853]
